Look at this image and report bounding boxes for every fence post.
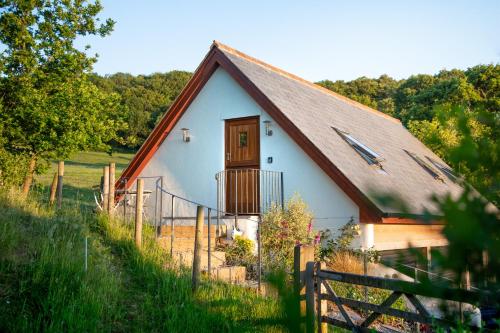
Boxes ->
[56,161,64,209]
[108,162,115,216]
[159,176,164,237]
[305,261,316,333]
[257,217,262,294]
[123,179,128,222]
[294,245,315,319]
[103,166,109,212]
[192,205,204,292]
[135,179,144,248]
[207,208,212,278]
[49,172,58,205]
[363,250,368,302]
[84,236,88,272]
[317,262,327,333]
[170,196,175,257]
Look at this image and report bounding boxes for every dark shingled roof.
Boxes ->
[216,42,463,215]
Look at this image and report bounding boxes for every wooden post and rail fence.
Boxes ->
[46,160,65,207]
[294,245,488,333]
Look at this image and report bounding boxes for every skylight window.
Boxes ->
[332,127,384,167]
[426,157,458,182]
[404,150,444,182]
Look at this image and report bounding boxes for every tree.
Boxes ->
[0,0,118,193]
[91,71,192,148]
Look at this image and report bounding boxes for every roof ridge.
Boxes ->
[212,40,401,124]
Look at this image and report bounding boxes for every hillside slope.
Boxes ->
[0,152,283,332]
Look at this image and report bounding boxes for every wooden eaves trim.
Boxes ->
[117,44,391,223]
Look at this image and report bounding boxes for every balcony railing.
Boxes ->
[215,169,284,216]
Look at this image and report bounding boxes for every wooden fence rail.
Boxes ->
[303,260,485,333]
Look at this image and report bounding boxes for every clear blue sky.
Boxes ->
[84,0,500,81]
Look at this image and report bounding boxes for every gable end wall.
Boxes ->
[136,67,359,232]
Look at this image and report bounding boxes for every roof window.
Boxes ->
[404,150,444,182]
[333,127,384,167]
[426,157,458,182]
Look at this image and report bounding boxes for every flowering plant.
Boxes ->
[261,194,314,273]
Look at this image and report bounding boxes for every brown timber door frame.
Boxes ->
[224,116,260,215]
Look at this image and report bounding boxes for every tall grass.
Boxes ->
[0,189,283,332]
[0,189,122,332]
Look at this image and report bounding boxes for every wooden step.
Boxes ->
[157,237,218,252]
[172,250,226,269]
[204,266,246,284]
[158,225,227,238]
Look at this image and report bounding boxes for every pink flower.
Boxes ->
[314,232,321,244]
[307,221,312,234]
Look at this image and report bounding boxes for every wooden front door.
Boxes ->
[225,117,260,214]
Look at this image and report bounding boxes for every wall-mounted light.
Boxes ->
[181,128,190,142]
[263,120,273,136]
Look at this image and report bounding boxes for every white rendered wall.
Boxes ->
[136,67,359,233]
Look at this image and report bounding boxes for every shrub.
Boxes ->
[320,218,379,264]
[0,149,29,188]
[261,194,317,273]
[225,236,256,278]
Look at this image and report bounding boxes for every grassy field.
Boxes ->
[34,151,134,210]
[0,151,285,332]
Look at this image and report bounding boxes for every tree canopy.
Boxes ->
[0,0,118,191]
[90,71,192,148]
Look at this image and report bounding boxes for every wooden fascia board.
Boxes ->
[381,217,444,225]
[116,49,220,192]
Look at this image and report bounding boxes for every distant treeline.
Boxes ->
[90,71,192,149]
[317,64,499,126]
[97,65,498,150]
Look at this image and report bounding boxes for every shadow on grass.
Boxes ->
[0,197,122,332]
[92,217,284,332]
[2,188,285,332]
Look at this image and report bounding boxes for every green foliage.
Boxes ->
[0,0,121,188]
[226,236,254,264]
[410,105,498,204]
[319,219,380,265]
[318,65,499,127]
[225,236,256,278]
[261,195,316,273]
[0,190,122,332]
[0,148,30,187]
[318,74,399,116]
[90,71,192,148]
[319,218,359,258]
[426,108,499,294]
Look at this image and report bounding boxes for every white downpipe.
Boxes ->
[360,223,375,249]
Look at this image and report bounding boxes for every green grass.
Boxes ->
[0,151,284,332]
[34,151,134,210]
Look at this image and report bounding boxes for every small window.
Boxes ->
[404,150,444,182]
[426,157,458,182]
[239,131,248,147]
[332,127,383,166]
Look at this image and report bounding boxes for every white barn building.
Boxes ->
[117,42,462,254]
